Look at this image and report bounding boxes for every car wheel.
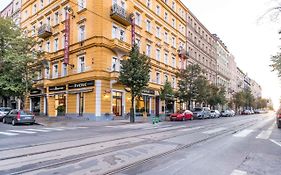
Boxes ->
[12,119,16,126]
[182,117,186,121]
[2,118,6,124]
[170,118,173,121]
[190,117,194,120]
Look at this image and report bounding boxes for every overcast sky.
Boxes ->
[1,0,281,108]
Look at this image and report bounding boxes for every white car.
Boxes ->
[210,110,220,118]
[0,107,12,121]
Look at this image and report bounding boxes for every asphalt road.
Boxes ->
[0,113,279,175]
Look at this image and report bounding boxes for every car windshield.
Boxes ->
[210,110,215,112]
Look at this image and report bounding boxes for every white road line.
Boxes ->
[42,128,65,131]
[0,132,19,136]
[8,130,36,134]
[231,169,247,175]
[203,127,225,134]
[233,129,253,138]
[270,139,281,147]
[256,123,275,140]
[180,126,203,132]
[25,129,51,132]
[157,126,186,131]
[142,125,173,130]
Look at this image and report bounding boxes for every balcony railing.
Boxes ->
[177,47,189,59]
[110,4,131,26]
[38,24,52,38]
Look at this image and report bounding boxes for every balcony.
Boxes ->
[38,24,52,38]
[110,38,131,53]
[110,4,131,26]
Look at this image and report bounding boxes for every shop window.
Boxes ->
[112,91,123,116]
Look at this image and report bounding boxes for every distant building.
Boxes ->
[0,1,13,18]
[236,67,245,92]
[251,79,262,98]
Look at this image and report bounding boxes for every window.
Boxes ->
[172,1,176,10]
[146,19,151,32]
[31,25,36,36]
[46,16,51,26]
[46,40,50,52]
[156,26,161,38]
[146,44,151,56]
[119,29,125,41]
[78,0,86,11]
[164,0,168,4]
[45,66,49,79]
[78,55,85,73]
[172,57,176,67]
[156,72,160,84]
[164,74,169,84]
[112,25,125,41]
[146,0,151,8]
[156,49,161,61]
[164,12,168,21]
[172,77,176,88]
[112,57,118,71]
[32,4,37,14]
[40,0,44,9]
[172,37,176,48]
[52,63,58,78]
[164,53,168,64]
[135,38,141,47]
[135,12,141,26]
[54,38,59,52]
[172,18,175,28]
[156,5,160,15]
[78,25,85,41]
[62,63,67,77]
[164,31,168,43]
[54,11,59,25]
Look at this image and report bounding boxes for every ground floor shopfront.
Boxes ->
[26,80,179,120]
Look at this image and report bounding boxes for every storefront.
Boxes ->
[68,80,95,117]
[29,89,42,115]
[112,91,123,116]
[49,85,66,117]
[135,89,155,117]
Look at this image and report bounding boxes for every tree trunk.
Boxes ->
[130,95,135,123]
[188,100,191,110]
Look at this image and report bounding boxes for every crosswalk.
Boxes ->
[0,126,88,137]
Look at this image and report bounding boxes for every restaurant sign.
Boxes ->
[49,85,66,92]
[68,81,95,89]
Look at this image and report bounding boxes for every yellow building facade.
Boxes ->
[21,0,189,119]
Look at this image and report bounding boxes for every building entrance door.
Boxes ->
[112,91,122,116]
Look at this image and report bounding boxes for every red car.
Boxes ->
[170,110,193,121]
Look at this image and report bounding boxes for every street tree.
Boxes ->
[119,44,151,123]
[177,64,206,109]
[160,81,174,115]
[233,91,246,112]
[0,17,40,108]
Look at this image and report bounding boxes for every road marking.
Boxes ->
[25,129,51,132]
[270,139,281,147]
[231,169,247,175]
[0,131,19,136]
[142,125,173,130]
[157,126,186,131]
[203,127,225,134]
[233,129,253,138]
[256,123,274,140]
[180,126,203,132]
[8,130,36,134]
[42,127,65,131]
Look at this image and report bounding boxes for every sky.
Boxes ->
[1,0,281,109]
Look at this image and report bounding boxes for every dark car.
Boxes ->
[276,109,281,128]
[0,107,12,121]
[3,110,35,126]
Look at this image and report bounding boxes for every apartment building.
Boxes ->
[0,1,13,18]
[186,11,217,84]
[19,0,189,119]
[251,80,262,98]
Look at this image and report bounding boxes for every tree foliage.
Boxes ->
[160,81,174,101]
[0,18,40,105]
[207,84,227,109]
[119,44,151,123]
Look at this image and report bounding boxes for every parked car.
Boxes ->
[242,110,251,115]
[192,107,210,119]
[170,110,193,121]
[3,110,35,126]
[276,109,281,128]
[221,110,232,117]
[229,110,235,116]
[210,110,220,118]
[0,107,12,121]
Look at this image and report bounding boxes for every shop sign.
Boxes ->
[142,89,155,95]
[30,89,41,95]
[64,12,70,64]
[49,85,66,92]
[68,81,95,89]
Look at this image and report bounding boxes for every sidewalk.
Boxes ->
[35,116,160,127]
